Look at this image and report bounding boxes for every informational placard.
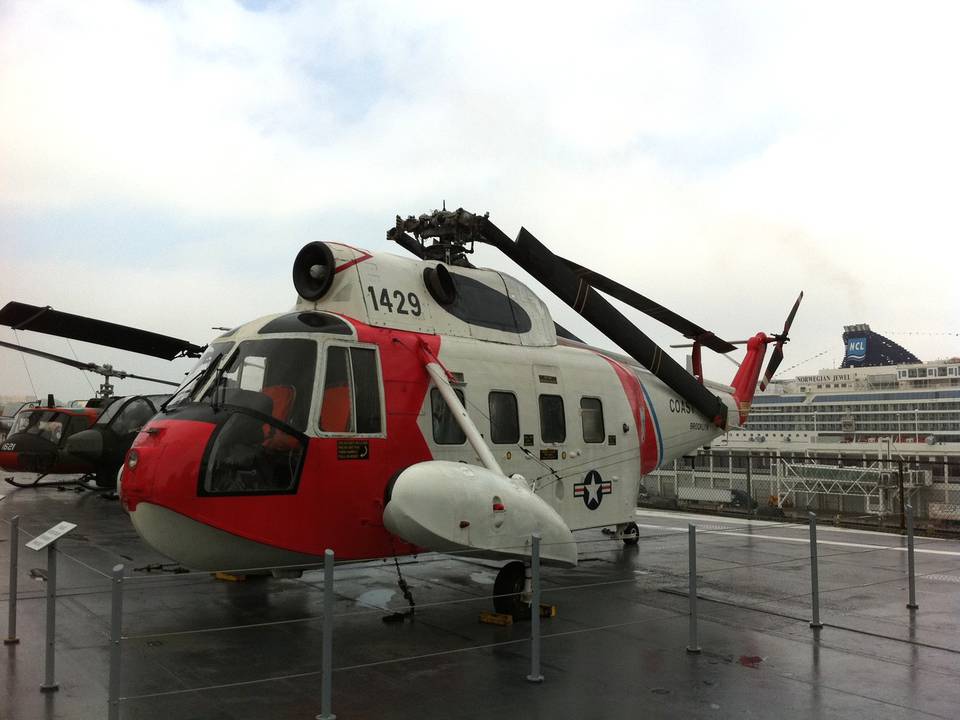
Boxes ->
[337,439,370,460]
[25,522,77,551]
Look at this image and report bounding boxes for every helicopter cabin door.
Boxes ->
[531,364,568,502]
[316,341,387,489]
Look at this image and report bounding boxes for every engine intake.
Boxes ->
[292,242,336,301]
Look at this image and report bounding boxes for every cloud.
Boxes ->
[1,0,958,400]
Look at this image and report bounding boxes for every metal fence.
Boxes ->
[1,505,951,719]
[642,451,960,531]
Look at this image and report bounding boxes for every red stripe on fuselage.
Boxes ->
[597,355,661,475]
[332,245,373,274]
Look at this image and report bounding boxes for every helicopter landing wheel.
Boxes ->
[621,521,640,546]
[493,560,527,616]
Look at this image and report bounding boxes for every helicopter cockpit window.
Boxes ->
[109,398,156,436]
[488,391,519,444]
[11,410,67,444]
[166,342,234,410]
[198,339,314,497]
[319,346,383,434]
[259,312,352,335]
[201,411,305,496]
[64,414,90,443]
[431,388,466,445]
[94,398,126,425]
[205,339,317,433]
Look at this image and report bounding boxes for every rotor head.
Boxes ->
[388,208,488,267]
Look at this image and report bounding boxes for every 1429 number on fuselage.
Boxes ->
[367,286,422,316]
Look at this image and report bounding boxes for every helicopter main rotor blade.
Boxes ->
[0,301,204,360]
[121,372,180,387]
[475,218,728,428]
[0,338,94,372]
[0,339,179,387]
[557,257,738,354]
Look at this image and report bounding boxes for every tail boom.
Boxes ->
[729,332,769,425]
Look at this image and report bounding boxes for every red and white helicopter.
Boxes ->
[5,210,801,613]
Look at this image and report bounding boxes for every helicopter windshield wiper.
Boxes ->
[160,352,223,413]
[208,347,240,412]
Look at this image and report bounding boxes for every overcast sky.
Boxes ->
[2,0,959,402]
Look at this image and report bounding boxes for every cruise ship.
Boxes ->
[735,324,960,446]
[644,325,960,524]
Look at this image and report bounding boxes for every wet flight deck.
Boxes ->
[3,474,960,719]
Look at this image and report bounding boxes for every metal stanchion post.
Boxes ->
[898,462,906,532]
[808,512,823,629]
[906,505,918,610]
[316,549,336,720]
[108,564,124,720]
[5,516,20,645]
[527,533,544,683]
[40,542,59,692]
[687,524,701,654]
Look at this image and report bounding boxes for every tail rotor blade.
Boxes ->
[759,345,784,392]
[782,291,803,336]
[759,291,804,391]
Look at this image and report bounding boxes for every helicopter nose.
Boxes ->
[64,428,102,462]
[120,418,216,513]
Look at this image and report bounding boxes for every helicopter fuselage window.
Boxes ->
[580,397,605,443]
[538,394,566,443]
[488,391,519,444]
[431,387,466,445]
[439,274,533,333]
[319,345,383,435]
